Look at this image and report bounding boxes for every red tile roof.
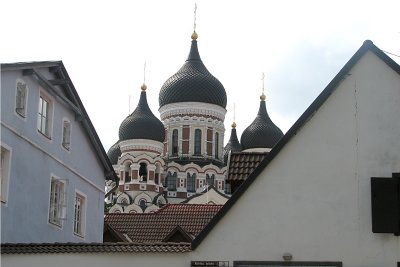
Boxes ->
[104,204,222,243]
[1,242,191,254]
[227,152,267,181]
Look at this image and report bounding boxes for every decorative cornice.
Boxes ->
[119,139,163,154]
[159,102,226,121]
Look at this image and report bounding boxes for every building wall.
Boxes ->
[1,68,105,243]
[194,51,400,266]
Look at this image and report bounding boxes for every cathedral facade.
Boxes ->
[106,31,283,213]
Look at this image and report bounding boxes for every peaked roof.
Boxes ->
[104,204,222,244]
[119,89,165,142]
[191,40,400,249]
[223,126,242,163]
[1,61,117,181]
[159,35,227,108]
[240,98,284,150]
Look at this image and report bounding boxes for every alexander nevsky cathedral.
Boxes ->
[106,30,284,213]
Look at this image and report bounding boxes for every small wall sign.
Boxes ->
[191,261,229,267]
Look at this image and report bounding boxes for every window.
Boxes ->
[155,164,161,184]
[166,172,177,191]
[124,162,131,183]
[62,120,71,150]
[139,162,148,182]
[215,132,219,159]
[15,81,27,117]
[48,177,66,227]
[172,129,179,155]
[139,198,147,211]
[187,173,196,192]
[206,174,215,187]
[38,94,52,137]
[1,146,11,203]
[73,193,86,237]
[194,129,202,155]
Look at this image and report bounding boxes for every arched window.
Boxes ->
[187,173,196,192]
[139,199,147,211]
[155,164,161,185]
[172,129,178,155]
[194,129,202,155]
[215,132,219,159]
[166,172,177,191]
[124,163,131,183]
[206,174,215,187]
[139,162,147,182]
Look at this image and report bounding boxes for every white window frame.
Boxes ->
[37,90,53,138]
[15,80,28,118]
[62,119,71,151]
[73,190,86,238]
[1,144,12,204]
[48,176,67,228]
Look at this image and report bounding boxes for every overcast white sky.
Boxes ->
[1,0,399,151]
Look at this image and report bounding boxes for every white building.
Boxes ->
[1,61,117,243]
[2,40,399,266]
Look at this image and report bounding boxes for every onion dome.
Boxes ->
[240,94,283,150]
[107,142,121,165]
[223,122,242,163]
[119,85,165,142]
[159,32,227,109]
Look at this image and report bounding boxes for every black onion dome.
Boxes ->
[241,100,283,150]
[159,39,227,108]
[119,90,165,142]
[107,142,121,165]
[223,127,242,163]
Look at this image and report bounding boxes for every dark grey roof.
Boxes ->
[0,242,191,254]
[159,39,227,108]
[119,90,165,142]
[1,61,117,181]
[191,40,400,250]
[223,127,242,163]
[107,142,121,165]
[240,100,283,150]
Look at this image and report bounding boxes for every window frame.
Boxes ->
[37,91,54,138]
[62,119,71,151]
[1,144,12,204]
[194,129,202,155]
[187,172,196,192]
[215,132,219,159]
[15,80,28,118]
[166,172,177,191]
[73,191,86,238]
[48,176,67,228]
[206,173,215,187]
[172,129,179,155]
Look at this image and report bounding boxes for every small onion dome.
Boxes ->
[240,99,283,150]
[159,34,227,109]
[119,89,165,142]
[107,142,121,165]
[223,124,242,163]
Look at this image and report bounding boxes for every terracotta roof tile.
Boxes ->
[104,204,222,243]
[227,152,267,181]
[0,242,191,254]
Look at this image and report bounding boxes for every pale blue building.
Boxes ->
[1,61,117,243]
